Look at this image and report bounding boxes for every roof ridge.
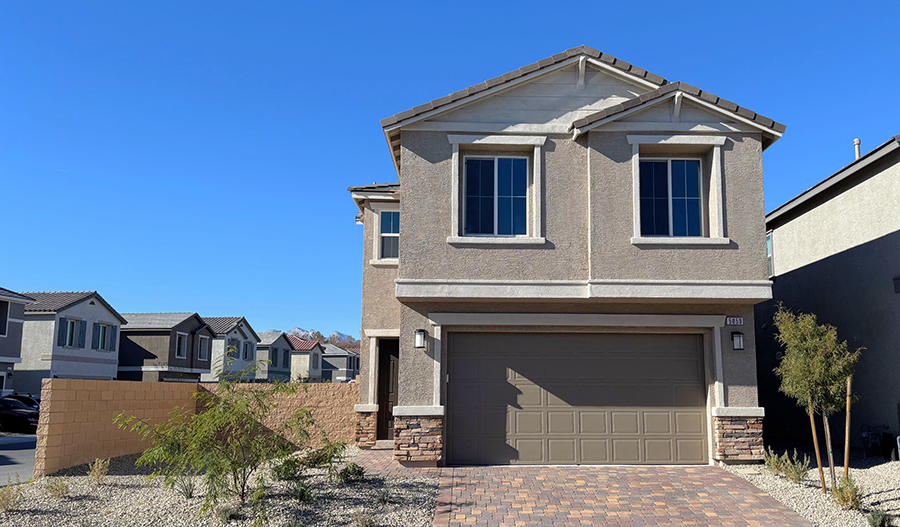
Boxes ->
[20,290,95,294]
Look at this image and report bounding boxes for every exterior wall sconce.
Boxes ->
[732,332,744,351]
[414,329,427,349]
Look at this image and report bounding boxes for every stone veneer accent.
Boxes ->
[356,412,377,448]
[394,416,443,463]
[714,416,764,462]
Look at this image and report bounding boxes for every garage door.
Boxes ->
[446,332,708,465]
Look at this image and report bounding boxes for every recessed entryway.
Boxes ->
[376,338,399,440]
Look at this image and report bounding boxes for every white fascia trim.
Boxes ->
[681,93,783,138]
[397,279,588,300]
[354,404,378,412]
[351,191,400,202]
[447,134,547,146]
[404,122,571,135]
[589,279,772,301]
[392,405,444,417]
[626,134,727,145]
[712,406,765,417]
[369,259,399,268]
[0,358,22,364]
[447,236,546,246]
[363,329,400,338]
[428,312,726,328]
[117,366,211,373]
[7,319,25,324]
[631,237,731,246]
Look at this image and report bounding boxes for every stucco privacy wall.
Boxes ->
[396,301,759,409]
[35,379,359,478]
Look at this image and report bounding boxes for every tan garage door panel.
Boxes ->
[447,332,707,465]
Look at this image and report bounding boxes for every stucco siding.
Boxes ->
[770,155,900,275]
[0,302,24,361]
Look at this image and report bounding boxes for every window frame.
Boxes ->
[198,335,210,361]
[462,155,531,238]
[98,323,108,351]
[0,301,8,338]
[175,332,188,359]
[638,157,706,238]
[370,202,400,267]
[283,349,290,368]
[65,319,78,347]
[766,231,774,277]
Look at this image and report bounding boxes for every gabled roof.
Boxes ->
[0,287,35,304]
[766,134,900,230]
[22,291,127,324]
[288,335,321,352]
[348,182,401,212]
[204,316,260,342]
[121,312,203,330]
[322,343,360,357]
[258,331,293,349]
[570,81,786,139]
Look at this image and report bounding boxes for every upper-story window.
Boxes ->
[311,352,319,370]
[227,338,238,358]
[91,323,117,351]
[175,332,187,359]
[464,156,528,236]
[0,301,8,337]
[59,318,85,348]
[766,232,774,277]
[639,159,703,237]
[283,349,290,368]
[198,335,210,361]
[380,211,400,259]
[243,341,252,361]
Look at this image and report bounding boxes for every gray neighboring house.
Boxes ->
[200,317,261,382]
[256,331,294,383]
[321,343,359,383]
[19,291,127,394]
[118,313,216,383]
[756,134,900,446]
[0,288,36,394]
[350,45,785,466]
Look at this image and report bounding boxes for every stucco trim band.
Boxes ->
[396,279,772,302]
[630,237,731,246]
[363,329,400,338]
[711,406,765,417]
[354,404,378,412]
[446,236,546,245]
[447,134,547,146]
[392,405,445,417]
[626,134,728,146]
[428,312,726,328]
[117,366,212,373]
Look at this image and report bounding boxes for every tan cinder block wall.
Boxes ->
[34,378,198,478]
[200,383,360,447]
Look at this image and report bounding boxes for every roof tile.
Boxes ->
[0,287,34,303]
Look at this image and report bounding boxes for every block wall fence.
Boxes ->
[34,378,359,478]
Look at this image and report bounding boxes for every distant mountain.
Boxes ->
[330,331,354,342]
[267,327,359,351]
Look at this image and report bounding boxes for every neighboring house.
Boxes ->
[200,317,261,382]
[0,288,36,394]
[288,335,323,382]
[117,313,216,382]
[19,291,127,394]
[256,331,294,383]
[320,343,360,383]
[350,45,785,466]
[755,134,900,446]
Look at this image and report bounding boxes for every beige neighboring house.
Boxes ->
[256,331,294,383]
[756,134,900,446]
[288,335,322,382]
[350,45,785,467]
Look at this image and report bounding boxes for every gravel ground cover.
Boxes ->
[725,452,900,527]
[0,452,438,527]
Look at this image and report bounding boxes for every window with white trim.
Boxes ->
[379,211,399,259]
[639,159,703,237]
[766,232,774,277]
[175,333,187,359]
[198,335,209,361]
[464,156,528,236]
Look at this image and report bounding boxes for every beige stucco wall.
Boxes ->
[770,155,900,275]
[396,301,759,409]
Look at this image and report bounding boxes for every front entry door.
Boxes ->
[376,338,400,440]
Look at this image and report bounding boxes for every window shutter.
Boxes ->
[92,323,100,350]
[78,320,87,348]
[109,326,118,351]
[57,318,68,347]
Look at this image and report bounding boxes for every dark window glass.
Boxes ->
[671,160,702,237]
[465,158,494,235]
[0,301,7,337]
[380,211,399,234]
[381,236,398,259]
[497,157,527,235]
[639,161,669,236]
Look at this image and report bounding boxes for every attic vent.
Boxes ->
[89,301,96,305]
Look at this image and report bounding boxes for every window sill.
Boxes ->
[447,236,546,246]
[631,236,731,247]
[369,259,399,268]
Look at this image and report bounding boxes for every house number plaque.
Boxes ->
[725,317,744,326]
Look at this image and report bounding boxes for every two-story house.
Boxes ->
[756,135,900,446]
[200,316,261,382]
[288,335,323,382]
[321,343,360,383]
[256,331,294,383]
[117,313,216,382]
[0,288,35,394]
[350,46,784,466]
[19,291,127,393]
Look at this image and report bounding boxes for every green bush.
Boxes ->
[338,462,365,484]
[215,504,240,525]
[833,475,863,510]
[764,446,784,475]
[45,477,70,499]
[868,509,894,527]
[288,479,314,503]
[273,456,305,481]
[780,449,810,484]
[301,440,347,481]
[175,475,196,499]
[375,487,392,505]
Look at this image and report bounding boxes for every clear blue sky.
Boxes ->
[1,1,897,337]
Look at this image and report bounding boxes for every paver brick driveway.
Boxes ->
[355,444,812,527]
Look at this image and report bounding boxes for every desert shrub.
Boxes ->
[249,478,268,527]
[351,510,377,527]
[215,504,240,525]
[780,449,810,484]
[764,446,784,475]
[273,456,304,481]
[288,480,314,503]
[375,487,392,505]
[302,439,347,481]
[0,475,22,512]
[833,475,863,510]
[115,359,315,513]
[46,477,70,499]
[175,475,196,499]
[87,457,110,486]
[338,462,365,484]
[869,509,894,527]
